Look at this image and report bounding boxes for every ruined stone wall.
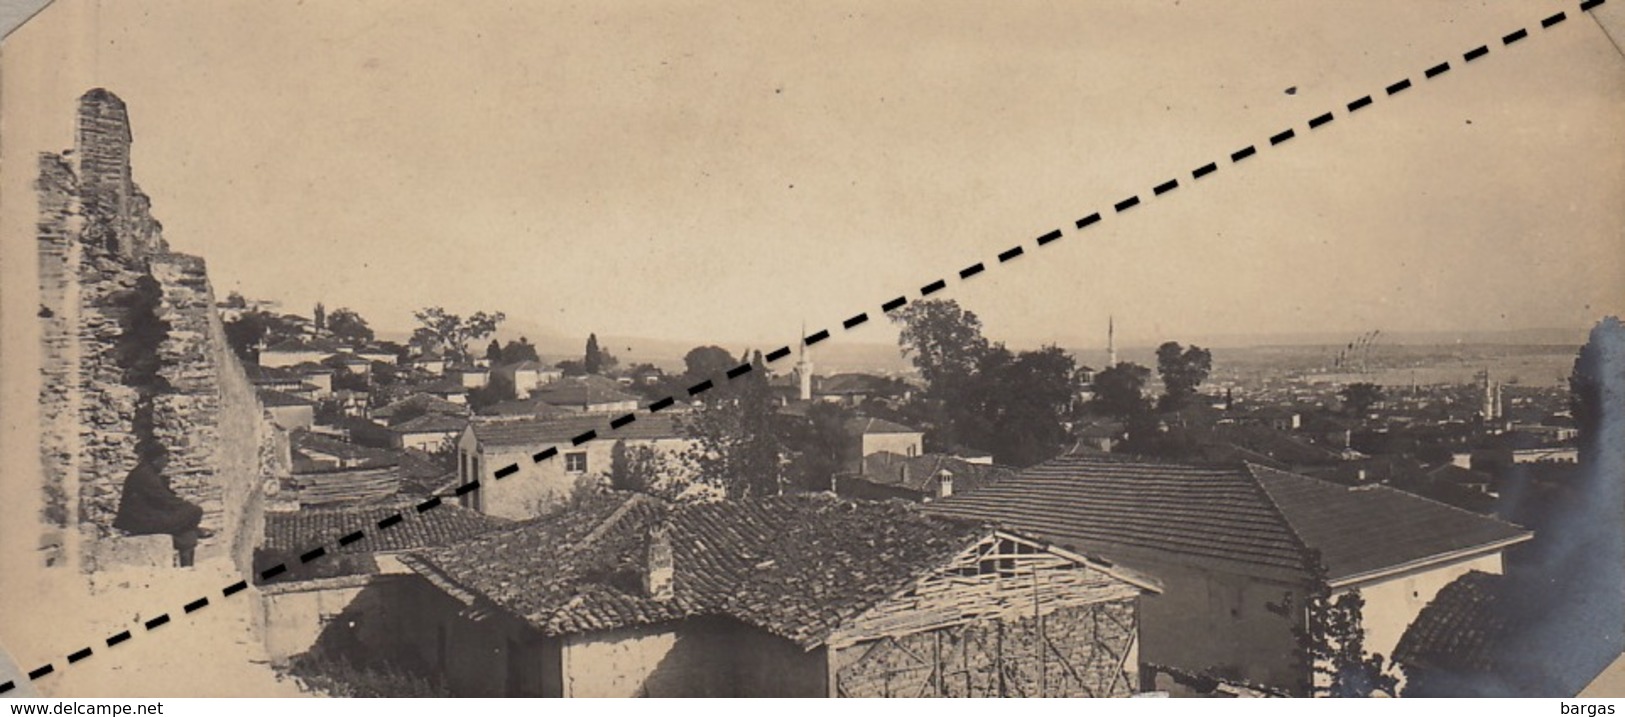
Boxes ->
[149,255,268,569]
[36,153,80,562]
[36,88,265,573]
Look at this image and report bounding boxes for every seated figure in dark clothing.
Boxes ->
[112,447,211,567]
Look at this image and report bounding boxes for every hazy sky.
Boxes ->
[4,0,1623,351]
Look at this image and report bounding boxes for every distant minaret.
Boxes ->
[795,322,814,401]
[1107,315,1118,367]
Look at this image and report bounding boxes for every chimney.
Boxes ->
[642,523,674,602]
[937,469,954,499]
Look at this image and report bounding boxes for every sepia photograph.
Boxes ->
[0,0,1623,704]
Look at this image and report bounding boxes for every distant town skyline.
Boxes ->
[4,1,1622,353]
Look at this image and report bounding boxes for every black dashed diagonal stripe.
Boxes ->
[9,1,1604,690]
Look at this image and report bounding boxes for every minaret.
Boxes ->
[1107,315,1117,367]
[795,322,813,401]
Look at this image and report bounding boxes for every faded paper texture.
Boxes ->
[1,0,1624,699]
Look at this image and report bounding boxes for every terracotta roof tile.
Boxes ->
[1392,570,1509,673]
[403,493,1013,646]
[264,503,512,556]
[927,454,1529,584]
[471,413,684,449]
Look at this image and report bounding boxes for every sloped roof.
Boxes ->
[928,453,1311,581]
[292,431,399,467]
[402,493,1147,647]
[535,375,639,407]
[258,389,316,408]
[1211,424,1345,467]
[927,454,1530,585]
[1392,571,1509,674]
[372,393,470,423]
[843,416,921,436]
[470,412,684,449]
[478,397,577,419]
[1249,465,1530,585]
[244,363,299,382]
[391,413,469,435]
[263,337,342,353]
[264,503,511,556]
[852,452,1016,494]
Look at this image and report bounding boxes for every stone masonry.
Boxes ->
[36,88,272,573]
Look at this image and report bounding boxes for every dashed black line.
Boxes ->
[3,0,1606,694]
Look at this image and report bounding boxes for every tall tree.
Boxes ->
[1339,382,1383,416]
[890,299,991,392]
[1090,362,1152,422]
[1570,317,1624,446]
[584,333,604,374]
[976,345,1086,466]
[326,307,374,344]
[1155,341,1213,411]
[312,303,326,336]
[410,307,505,365]
[682,345,738,380]
[679,349,785,499]
[778,401,853,492]
[485,339,504,364]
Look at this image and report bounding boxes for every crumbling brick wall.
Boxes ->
[35,88,267,573]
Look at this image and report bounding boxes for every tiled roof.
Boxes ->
[285,464,400,506]
[372,393,470,423]
[403,493,1078,647]
[1250,465,1530,585]
[478,397,577,419]
[258,389,316,407]
[292,431,399,467]
[264,503,511,556]
[852,452,1015,493]
[391,413,469,434]
[843,416,921,436]
[1392,571,1509,674]
[264,337,342,353]
[927,454,1530,584]
[535,375,640,407]
[244,364,299,382]
[420,378,467,395]
[470,412,684,449]
[928,454,1311,581]
[1210,424,1345,467]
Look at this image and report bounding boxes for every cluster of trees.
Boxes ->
[484,337,540,365]
[885,299,1220,466]
[409,307,506,366]
[605,343,850,501]
[221,294,376,363]
[885,300,1092,466]
[1339,382,1383,416]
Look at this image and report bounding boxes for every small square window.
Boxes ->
[565,452,588,473]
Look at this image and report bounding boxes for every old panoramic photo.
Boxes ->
[1,0,1623,701]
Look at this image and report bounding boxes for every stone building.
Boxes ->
[34,88,277,573]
